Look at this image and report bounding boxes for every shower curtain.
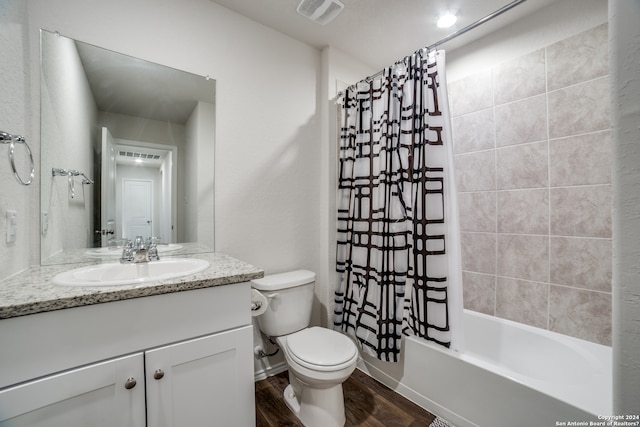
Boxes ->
[334,50,463,362]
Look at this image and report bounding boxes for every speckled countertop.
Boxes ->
[0,252,263,320]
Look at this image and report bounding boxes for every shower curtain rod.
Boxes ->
[339,0,527,94]
[425,0,527,52]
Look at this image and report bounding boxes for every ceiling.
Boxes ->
[69,1,563,127]
[210,0,559,71]
[74,36,215,124]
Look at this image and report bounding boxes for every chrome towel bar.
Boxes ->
[52,167,94,185]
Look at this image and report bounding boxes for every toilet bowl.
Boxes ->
[277,327,358,427]
[251,270,358,427]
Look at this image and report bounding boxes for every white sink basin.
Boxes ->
[84,244,183,258]
[52,258,210,287]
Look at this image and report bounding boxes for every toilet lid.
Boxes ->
[286,327,357,368]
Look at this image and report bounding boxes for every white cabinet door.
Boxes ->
[145,326,255,427]
[0,353,145,427]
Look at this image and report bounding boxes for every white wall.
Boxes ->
[610,0,640,415]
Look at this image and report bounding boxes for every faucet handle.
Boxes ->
[146,236,162,246]
[148,243,160,261]
[120,240,134,263]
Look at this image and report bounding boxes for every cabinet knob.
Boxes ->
[153,369,165,380]
[124,377,137,389]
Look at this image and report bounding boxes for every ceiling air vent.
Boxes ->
[118,150,161,160]
[296,0,344,25]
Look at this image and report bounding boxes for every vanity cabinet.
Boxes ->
[0,353,145,426]
[0,282,255,427]
[145,326,254,426]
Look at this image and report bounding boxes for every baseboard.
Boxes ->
[254,361,288,382]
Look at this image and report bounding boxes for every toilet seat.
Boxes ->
[285,327,357,372]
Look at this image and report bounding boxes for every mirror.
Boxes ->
[40,30,215,265]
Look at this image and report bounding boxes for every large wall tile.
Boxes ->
[497,234,549,282]
[493,49,546,105]
[496,141,548,190]
[549,131,612,186]
[550,185,612,237]
[449,70,493,117]
[549,285,611,345]
[495,94,547,148]
[452,108,495,154]
[461,232,496,275]
[462,271,495,315]
[448,25,611,345]
[455,150,495,192]
[550,236,612,292]
[548,76,611,139]
[547,24,608,91]
[458,191,496,232]
[497,189,549,234]
[496,277,548,328]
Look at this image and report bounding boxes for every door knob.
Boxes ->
[153,369,164,380]
[124,377,137,389]
[95,229,115,235]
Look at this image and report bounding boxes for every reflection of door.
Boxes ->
[100,128,117,247]
[122,179,152,239]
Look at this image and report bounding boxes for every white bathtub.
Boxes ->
[360,310,612,427]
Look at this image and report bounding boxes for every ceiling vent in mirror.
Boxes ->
[119,150,161,160]
[296,0,344,25]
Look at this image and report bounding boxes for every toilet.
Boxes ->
[251,270,358,427]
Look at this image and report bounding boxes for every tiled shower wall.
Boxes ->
[448,24,611,345]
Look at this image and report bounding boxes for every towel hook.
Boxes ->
[0,131,35,186]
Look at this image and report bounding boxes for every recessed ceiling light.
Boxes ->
[437,12,457,29]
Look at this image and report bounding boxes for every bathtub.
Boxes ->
[359,309,612,427]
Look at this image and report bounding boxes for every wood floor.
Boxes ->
[255,369,437,427]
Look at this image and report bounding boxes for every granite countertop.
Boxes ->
[0,252,263,320]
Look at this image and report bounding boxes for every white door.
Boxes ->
[100,127,117,247]
[145,326,255,427]
[122,179,152,240]
[0,353,145,427]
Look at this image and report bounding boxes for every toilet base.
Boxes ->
[282,383,346,427]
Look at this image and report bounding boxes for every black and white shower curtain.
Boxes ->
[334,50,463,362]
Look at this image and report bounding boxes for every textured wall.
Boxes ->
[450,24,612,345]
[0,0,31,281]
[610,0,640,415]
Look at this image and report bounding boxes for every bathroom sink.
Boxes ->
[52,258,210,287]
[84,244,183,258]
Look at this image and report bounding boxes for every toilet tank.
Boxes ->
[251,270,315,337]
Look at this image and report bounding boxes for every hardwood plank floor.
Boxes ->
[255,369,437,427]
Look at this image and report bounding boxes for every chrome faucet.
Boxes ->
[120,235,160,263]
